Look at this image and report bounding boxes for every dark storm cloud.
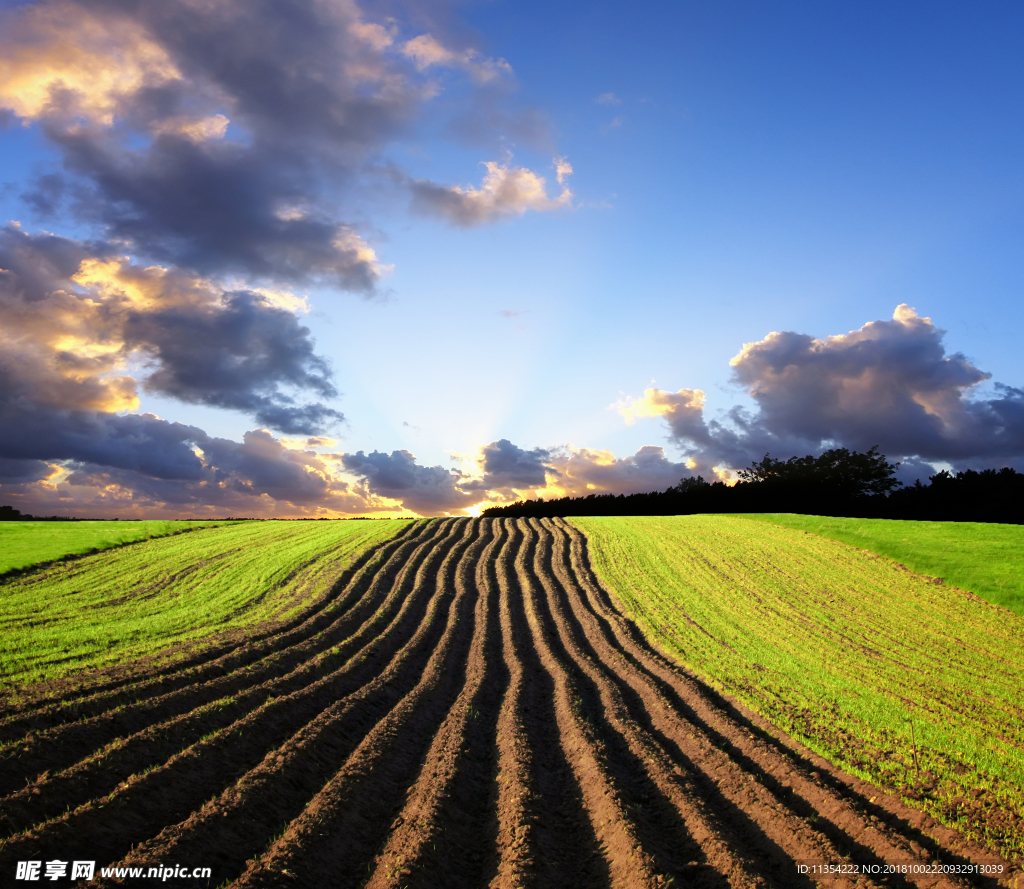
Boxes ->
[124,289,342,435]
[49,129,387,292]
[0,413,369,517]
[0,406,207,480]
[0,223,97,300]
[625,305,1024,476]
[0,456,53,483]
[478,438,552,487]
[0,224,343,435]
[0,0,545,290]
[341,449,475,515]
[194,430,348,506]
[0,0,430,290]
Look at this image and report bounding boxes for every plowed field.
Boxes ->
[0,518,1014,887]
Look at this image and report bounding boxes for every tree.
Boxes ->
[737,446,902,498]
[675,475,710,493]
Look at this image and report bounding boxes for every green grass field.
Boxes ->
[574,514,1024,860]
[0,520,231,575]
[0,520,410,687]
[741,513,1024,616]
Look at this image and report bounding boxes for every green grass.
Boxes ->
[739,513,1024,616]
[573,514,1024,861]
[0,520,232,575]
[0,520,410,687]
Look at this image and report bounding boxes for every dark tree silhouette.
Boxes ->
[737,446,902,497]
[483,448,1024,523]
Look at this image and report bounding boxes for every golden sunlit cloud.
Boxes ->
[277,435,341,451]
[249,288,311,314]
[72,257,166,309]
[0,5,179,124]
[615,387,706,424]
[331,230,394,279]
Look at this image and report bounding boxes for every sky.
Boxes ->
[0,0,1023,517]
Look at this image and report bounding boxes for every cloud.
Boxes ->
[0,409,207,481]
[0,224,342,434]
[408,158,573,226]
[726,304,998,459]
[0,417,705,518]
[554,156,573,184]
[595,92,621,106]
[620,305,1024,475]
[615,386,756,473]
[341,449,476,515]
[478,439,552,488]
[153,114,230,142]
[0,457,57,484]
[123,287,341,434]
[0,415,387,519]
[0,0,596,519]
[336,439,695,515]
[0,0,546,292]
[541,446,693,497]
[43,130,392,292]
[402,33,512,83]
[460,439,695,506]
[0,0,417,292]
[0,5,179,125]
[337,439,697,516]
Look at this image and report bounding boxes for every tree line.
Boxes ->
[0,505,80,522]
[482,447,1024,523]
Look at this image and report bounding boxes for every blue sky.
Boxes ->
[0,0,1022,516]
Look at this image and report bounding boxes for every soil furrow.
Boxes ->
[0,520,449,798]
[493,519,610,888]
[487,519,543,889]
[0,519,430,749]
[526,520,770,889]
[554,517,1005,889]
[0,520,459,827]
[0,519,475,868]
[511,519,670,889]
[363,518,504,889]
[88,520,491,887]
[535,519,850,887]
[226,522,487,888]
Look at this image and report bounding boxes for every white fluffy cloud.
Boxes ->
[402,33,512,83]
[409,159,573,226]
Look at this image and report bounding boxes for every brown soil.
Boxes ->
[0,517,1017,889]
